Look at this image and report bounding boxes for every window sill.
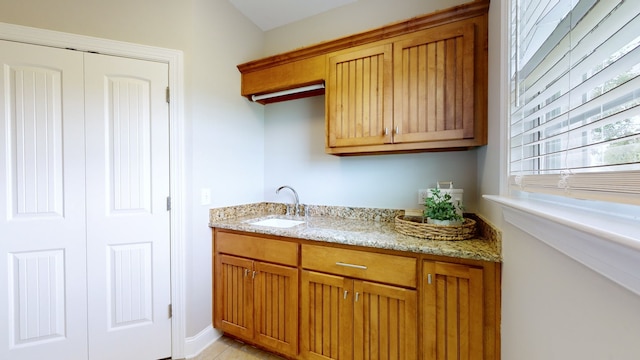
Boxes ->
[484,194,640,296]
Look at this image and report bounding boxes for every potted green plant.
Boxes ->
[424,188,464,226]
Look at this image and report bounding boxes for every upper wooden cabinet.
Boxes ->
[326,18,484,155]
[237,1,489,154]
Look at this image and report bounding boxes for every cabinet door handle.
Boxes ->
[355,292,360,302]
[384,127,389,136]
[244,269,249,277]
[427,273,432,284]
[343,290,348,300]
[336,262,367,270]
[252,270,256,279]
[395,126,400,135]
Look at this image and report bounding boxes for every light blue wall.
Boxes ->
[262,0,479,212]
[263,96,479,211]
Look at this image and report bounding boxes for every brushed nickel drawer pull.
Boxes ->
[355,292,360,302]
[343,290,348,299]
[336,262,368,270]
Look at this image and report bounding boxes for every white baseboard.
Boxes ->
[184,324,222,359]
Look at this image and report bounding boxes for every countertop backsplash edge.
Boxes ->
[209,202,502,262]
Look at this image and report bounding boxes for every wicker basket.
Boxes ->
[394,215,476,241]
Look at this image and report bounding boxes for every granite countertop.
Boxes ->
[209,202,502,263]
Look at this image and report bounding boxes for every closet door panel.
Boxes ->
[0,40,88,360]
[84,53,172,360]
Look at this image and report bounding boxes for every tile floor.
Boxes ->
[191,336,285,360]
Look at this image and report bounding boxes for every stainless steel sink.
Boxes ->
[249,218,305,228]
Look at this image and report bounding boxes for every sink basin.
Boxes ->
[250,218,305,228]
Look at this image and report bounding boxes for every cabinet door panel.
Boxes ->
[254,261,299,357]
[354,281,418,360]
[393,22,475,143]
[327,43,393,148]
[423,261,483,360]
[0,41,87,360]
[301,270,353,360]
[215,254,254,339]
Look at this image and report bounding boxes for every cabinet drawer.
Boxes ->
[301,244,416,288]
[215,231,298,266]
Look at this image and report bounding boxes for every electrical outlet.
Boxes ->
[418,189,430,205]
[200,188,211,205]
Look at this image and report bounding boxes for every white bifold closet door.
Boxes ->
[84,52,171,360]
[0,40,171,360]
[0,39,89,360]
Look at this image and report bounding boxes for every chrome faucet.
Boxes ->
[276,185,300,216]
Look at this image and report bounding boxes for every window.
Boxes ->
[509,0,640,205]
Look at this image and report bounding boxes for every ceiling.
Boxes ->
[228,0,357,31]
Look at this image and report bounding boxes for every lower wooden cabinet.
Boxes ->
[300,244,418,360]
[422,261,484,360]
[300,270,418,360]
[216,254,299,356]
[214,233,299,357]
[212,229,500,360]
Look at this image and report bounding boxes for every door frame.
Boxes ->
[0,22,187,359]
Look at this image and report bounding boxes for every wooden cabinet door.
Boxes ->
[422,261,483,360]
[301,270,354,360]
[254,261,299,357]
[215,254,254,340]
[327,43,393,149]
[393,21,476,144]
[353,281,418,360]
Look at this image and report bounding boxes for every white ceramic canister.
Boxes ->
[428,181,464,217]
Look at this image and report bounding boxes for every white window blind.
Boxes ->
[509,0,640,205]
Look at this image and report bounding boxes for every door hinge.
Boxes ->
[166,86,170,103]
[168,304,172,318]
[166,196,171,211]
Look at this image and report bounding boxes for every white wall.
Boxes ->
[481,1,640,359]
[263,0,469,56]
[501,224,640,360]
[478,0,506,225]
[185,0,265,337]
[0,0,266,337]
